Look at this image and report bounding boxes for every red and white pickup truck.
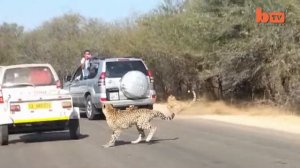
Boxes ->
[0,64,80,145]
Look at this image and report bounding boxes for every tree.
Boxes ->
[0,23,24,64]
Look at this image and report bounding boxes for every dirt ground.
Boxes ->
[154,100,300,134]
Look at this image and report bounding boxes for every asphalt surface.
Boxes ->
[1,117,300,168]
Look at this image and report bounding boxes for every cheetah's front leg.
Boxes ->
[103,130,121,148]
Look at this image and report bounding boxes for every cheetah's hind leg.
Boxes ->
[146,126,157,142]
[139,122,157,143]
[131,125,145,144]
[103,130,121,148]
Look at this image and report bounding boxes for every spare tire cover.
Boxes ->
[120,71,149,99]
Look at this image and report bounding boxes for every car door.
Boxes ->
[69,67,83,106]
[76,62,100,107]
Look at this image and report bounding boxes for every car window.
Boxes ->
[72,67,83,81]
[87,63,99,79]
[106,61,147,78]
[2,66,55,87]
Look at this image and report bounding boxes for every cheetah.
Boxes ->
[125,105,138,111]
[102,103,175,148]
[167,94,195,114]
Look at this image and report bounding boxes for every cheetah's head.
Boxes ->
[102,103,115,114]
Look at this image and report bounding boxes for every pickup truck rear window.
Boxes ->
[106,61,147,78]
[2,67,55,87]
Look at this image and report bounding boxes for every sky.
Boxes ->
[0,0,161,30]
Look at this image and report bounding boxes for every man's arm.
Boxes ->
[80,58,85,69]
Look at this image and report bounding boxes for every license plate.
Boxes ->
[28,102,52,110]
[109,92,119,101]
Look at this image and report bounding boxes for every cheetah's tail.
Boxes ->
[153,110,175,120]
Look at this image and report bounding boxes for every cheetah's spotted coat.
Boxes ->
[102,104,175,148]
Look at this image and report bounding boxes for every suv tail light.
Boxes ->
[98,72,106,86]
[151,95,157,102]
[0,90,3,104]
[56,80,62,89]
[147,70,154,83]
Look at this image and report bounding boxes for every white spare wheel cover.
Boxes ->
[120,71,149,99]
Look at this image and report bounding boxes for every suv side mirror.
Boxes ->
[64,75,72,82]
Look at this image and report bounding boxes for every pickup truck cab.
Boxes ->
[0,64,80,145]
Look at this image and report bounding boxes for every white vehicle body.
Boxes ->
[0,64,80,145]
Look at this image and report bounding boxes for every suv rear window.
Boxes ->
[3,67,55,87]
[106,61,148,78]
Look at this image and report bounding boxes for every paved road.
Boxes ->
[1,117,300,168]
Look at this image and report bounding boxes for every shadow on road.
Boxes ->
[114,137,179,147]
[80,113,106,120]
[9,132,89,144]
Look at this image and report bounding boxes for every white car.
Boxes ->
[0,64,80,145]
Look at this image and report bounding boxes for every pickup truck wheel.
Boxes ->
[69,119,80,139]
[0,125,8,145]
[86,95,97,120]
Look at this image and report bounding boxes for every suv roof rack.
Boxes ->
[123,56,141,59]
[90,56,106,60]
[89,56,142,62]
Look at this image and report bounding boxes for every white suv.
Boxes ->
[0,64,80,145]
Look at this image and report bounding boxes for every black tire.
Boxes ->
[86,95,97,120]
[98,108,106,120]
[146,105,153,110]
[0,125,8,145]
[69,119,80,139]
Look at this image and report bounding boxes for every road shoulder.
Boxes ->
[154,103,300,135]
[177,115,300,135]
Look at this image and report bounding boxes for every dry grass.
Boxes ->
[161,98,296,116]
[154,99,300,134]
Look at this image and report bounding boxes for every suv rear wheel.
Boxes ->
[0,125,8,145]
[86,95,97,120]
